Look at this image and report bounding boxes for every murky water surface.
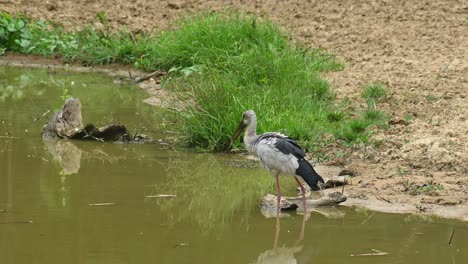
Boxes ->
[1,66,467,264]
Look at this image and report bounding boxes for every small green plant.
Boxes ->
[60,87,72,101]
[362,109,386,122]
[326,111,346,122]
[95,11,108,24]
[168,65,204,77]
[0,12,32,52]
[404,113,413,123]
[371,138,384,148]
[361,82,387,110]
[426,95,437,102]
[52,87,73,111]
[403,180,443,195]
[397,167,407,175]
[428,116,443,126]
[348,119,371,134]
[333,118,372,144]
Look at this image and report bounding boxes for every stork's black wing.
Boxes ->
[257,132,324,190]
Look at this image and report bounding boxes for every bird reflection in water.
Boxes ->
[253,213,307,264]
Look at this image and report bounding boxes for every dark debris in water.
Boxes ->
[173,243,189,248]
[70,124,152,143]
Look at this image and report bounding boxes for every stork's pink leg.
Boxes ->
[275,172,281,216]
[274,212,280,249]
[274,172,281,249]
[294,176,307,215]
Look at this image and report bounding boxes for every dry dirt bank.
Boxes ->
[1,0,467,221]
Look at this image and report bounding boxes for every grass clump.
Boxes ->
[361,81,387,110]
[332,82,389,145]
[157,13,348,150]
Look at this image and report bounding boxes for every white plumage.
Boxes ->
[256,136,299,175]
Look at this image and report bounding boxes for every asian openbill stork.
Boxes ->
[227,110,325,215]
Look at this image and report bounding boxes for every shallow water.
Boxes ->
[1,66,467,264]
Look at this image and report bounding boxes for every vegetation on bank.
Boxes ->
[0,11,388,153]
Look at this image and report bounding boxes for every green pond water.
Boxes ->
[0,66,467,264]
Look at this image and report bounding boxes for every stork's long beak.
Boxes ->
[226,120,246,151]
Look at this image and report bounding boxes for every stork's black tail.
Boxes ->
[295,159,325,191]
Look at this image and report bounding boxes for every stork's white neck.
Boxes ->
[243,115,257,153]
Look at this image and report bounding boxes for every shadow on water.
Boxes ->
[1,66,468,264]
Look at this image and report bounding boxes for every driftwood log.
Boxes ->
[42,97,151,142]
[260,192,347,218]
[42,98,83,139]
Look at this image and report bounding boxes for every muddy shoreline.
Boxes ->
[1,54,467,222]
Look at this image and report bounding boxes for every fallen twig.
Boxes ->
[373,193,392,204]
[134,70,166,83]
[42,109,51,117]
[145,194,176,198]
[82,130,105,142]
[0,220,33,224]
[448,228,455,245]
[350,249,388,257]
[89,203,115,206]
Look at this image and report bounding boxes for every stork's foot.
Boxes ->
[318,182,325,197]
[296,184,325,198]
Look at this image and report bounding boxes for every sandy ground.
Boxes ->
[1,0,467,220]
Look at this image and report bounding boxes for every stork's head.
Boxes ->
[226,110,256,151]
[241,110,256,126]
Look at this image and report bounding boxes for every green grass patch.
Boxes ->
[361,81,387,110]
[362,109,386,122]
[1,11,389,152]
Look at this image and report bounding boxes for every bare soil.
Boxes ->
[1,0,467,220]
